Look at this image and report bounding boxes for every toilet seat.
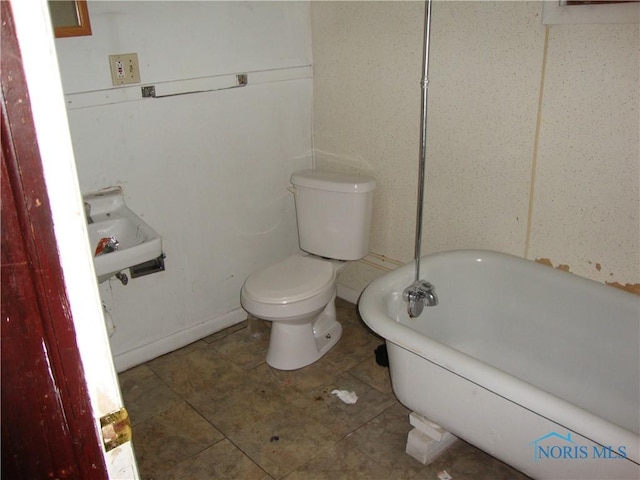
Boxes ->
[241,254,337,320]
[243,254,335,304]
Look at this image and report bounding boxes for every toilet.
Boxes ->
[240,169,376,370]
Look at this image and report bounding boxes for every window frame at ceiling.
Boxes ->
[542,0,640,24]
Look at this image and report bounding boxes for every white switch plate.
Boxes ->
[109,53,141,86]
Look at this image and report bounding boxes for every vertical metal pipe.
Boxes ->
[413,0,433,282]
[403,0,439,317]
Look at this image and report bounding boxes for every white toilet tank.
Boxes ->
[290,169,376,260]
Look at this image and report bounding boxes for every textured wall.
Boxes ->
[312,1,639,294]
[312,1,424,262]
[530,23,639,286]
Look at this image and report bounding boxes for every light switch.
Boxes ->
[109,53,141,86]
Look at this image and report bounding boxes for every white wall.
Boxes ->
[55,1,313,370]
[312,1,639,294]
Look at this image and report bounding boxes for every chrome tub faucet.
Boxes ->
[403,280,438,318]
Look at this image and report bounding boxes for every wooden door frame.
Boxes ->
[1,2,108,478]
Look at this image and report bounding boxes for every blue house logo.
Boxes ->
[530,431,582,461]
[529,431,627,462]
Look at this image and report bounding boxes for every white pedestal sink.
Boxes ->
[83,189,162,283]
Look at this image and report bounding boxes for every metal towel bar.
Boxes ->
[141,73,248,99]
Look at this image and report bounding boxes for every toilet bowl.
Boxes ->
[240,254,346,370]
[240,169,376,370]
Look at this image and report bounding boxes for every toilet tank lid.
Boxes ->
[291,169,376,193]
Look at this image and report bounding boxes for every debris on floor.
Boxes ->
[331,389,358,404]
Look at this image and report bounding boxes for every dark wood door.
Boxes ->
[1,2,108,478]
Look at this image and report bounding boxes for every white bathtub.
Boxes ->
[359,250,639,479]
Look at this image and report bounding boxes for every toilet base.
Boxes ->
[265,293,342,370]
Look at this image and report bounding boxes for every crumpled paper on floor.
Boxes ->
[331,389,358,404]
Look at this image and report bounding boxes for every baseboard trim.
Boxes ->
[336,284,362,305]
[112,307,247,372]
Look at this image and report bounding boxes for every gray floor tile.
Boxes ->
[132,402,224,477]
[410,440,531,480]
[283,438,401,480]
[122,298,531,480]
[303,372,395,437]
[157,439,269,480]
[119,364,182,425]
[227,408,339,479]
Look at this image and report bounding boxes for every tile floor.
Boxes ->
[119,298,530,480]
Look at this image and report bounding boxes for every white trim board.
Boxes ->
[65,66,312,110]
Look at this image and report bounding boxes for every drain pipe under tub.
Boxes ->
[403,0,438,318]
